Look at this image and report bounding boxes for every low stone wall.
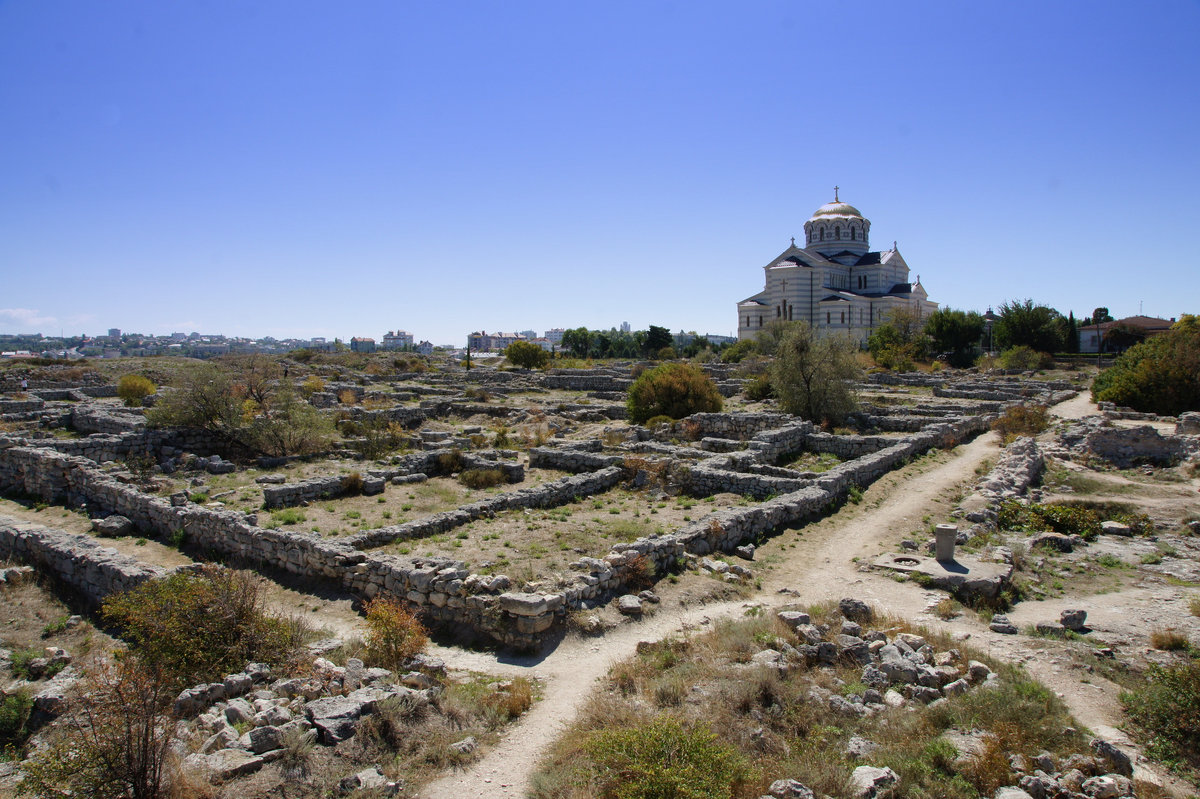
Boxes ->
[71,404,147,434]
[0,514,167,602]
[0,398,45,414]
[674,412,793,440]
[262,449,524,509]
[528,447,624,473]
[345,466,625,549]
[7,426,236,464]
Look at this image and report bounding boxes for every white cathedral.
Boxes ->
[737,191,937,343]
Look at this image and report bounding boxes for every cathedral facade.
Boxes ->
[737,193,937,343]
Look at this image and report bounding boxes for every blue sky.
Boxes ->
[2,1,1197,346]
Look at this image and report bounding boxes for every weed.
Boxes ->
[1149,627,1190,651]
[270,508,306,527]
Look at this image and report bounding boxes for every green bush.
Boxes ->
[744,373,774,401]
[991,404,1049,443]
[363,597,429,671]
[1121,661,1200,771]
[584,715,754,799]
[459,468,506,489]
[626,363,722,425]
[0,690,32,748]
[997,500,1151,541]
[102,566,303,688]
[1093,315,1200,415]
[999,345,1052,371]
[117,374,156,407]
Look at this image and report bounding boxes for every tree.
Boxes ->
[116,375,156,407]
[560,327,592,358]
[1065,311,1080,354]
[627,362,723,424]
[1092,307,1113,326]
[504,340,550,370]
[244,383,335,457]
[1103,321,1147,352]
[145,362,242,440]
[994,299,1066,354]
[925,308,984,368]
[769,321,862,424]
[643,325,673,358]
[866,307,929,371]
[1092,315,1200,415]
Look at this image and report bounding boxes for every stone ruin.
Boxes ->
[0,368,1081,650]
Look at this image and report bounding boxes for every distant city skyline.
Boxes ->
[3,2,1197,343]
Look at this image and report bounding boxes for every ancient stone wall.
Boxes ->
[0,514,167,602]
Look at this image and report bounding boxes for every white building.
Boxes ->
[381,330,414,350]
[737,193,936,344]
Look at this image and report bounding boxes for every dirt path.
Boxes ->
[421,432,1002,798]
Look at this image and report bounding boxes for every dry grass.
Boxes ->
[1149,627,1191,651]
[531,607,1089,799]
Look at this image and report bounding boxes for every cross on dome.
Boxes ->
[834,185,840,202]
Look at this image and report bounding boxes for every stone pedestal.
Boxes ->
[934,524,958,562]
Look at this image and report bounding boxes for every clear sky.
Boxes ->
[2,1,1197,346]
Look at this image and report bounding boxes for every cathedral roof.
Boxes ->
[810,201,864,220]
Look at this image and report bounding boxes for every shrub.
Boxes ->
[584,715,755,799]
[299,375,325,397]
[626,363,722,425]
[20,659,177,799]
[1148,627,1190,651]
[999,345,1052,371]
[744,372,774,401]
[998,500,1151,541]
[102,566,303,688]
[270,508,306,527]
[1093,315,1200,415]
[505,340,551,370]
[117,375,156,407]
[991,404,1049,443]
[341,471,364,495]
[338,388,359,405]
[1122,660,1200,770]
[437,449,465,474]
[459,468,506,489]
[0,689,32,749]
[363,597,429,671]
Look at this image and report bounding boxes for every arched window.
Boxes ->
[850,226,856,241]
[819,227,825,241]
[835,225,841,240]
[826,312,831,325]
[840,311,845,324]
[758,315,762,327]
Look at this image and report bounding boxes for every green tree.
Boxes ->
[995,299,1066,353]
[769,321,862,423]
[643,325,673,358]
[719,338,759,363]
[866,307,930,371]
[1092,315,1200,415]
[925,308,984,367]
[560,327,592,358]
[504,340,551,369]
[145,362,242,440]
[627,362,723,424]
[117,375,156,407]
[245,383,335,457]
[1065,311,1079,354]
[1092,307,1113,326]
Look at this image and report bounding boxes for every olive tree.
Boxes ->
[769,322,862,424]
